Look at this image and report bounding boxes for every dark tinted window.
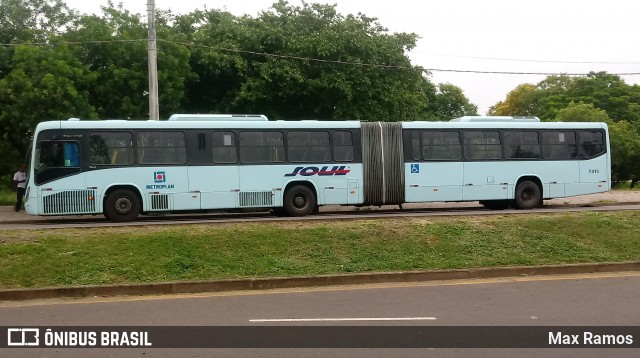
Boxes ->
[37,141,80,168]
[421,131,462,160]
[542,131,577,159]
[287,131,331,163]
[136,131,186,164]
[239,131,284,163]
[333,131,354,162]
[212,132,237,164]
[579,130,605,158]
[464,131,501,160]
[90,132,134,165]
[504,131,540,159]
[410,131,421,161]
[35,141,81,184]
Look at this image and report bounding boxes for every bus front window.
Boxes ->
[35,141,81,185]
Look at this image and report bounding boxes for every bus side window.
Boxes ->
[239,131,285,163]
[579,130,605,158]
[542,131,577,159]
[333,131,354,162]
[463,131,501,160]
[411,131,421,161]
[504,131,540,159]
[212,132,237,164]
[137,131,186,164]
[287,131,331,163]
[90,132,134,165]
[422,131,461,160]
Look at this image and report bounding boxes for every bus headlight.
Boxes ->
[25,186,30,202]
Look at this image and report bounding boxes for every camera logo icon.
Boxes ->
[7,328,40,346]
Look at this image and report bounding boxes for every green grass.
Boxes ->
[0,190,15,206]
[0,211,639,289]
[611,182,640,190]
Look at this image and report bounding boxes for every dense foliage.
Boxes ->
[0,0,477,179]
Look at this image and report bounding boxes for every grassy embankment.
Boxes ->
[0,211,639,290]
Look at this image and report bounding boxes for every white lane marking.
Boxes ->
[250,317,437,322]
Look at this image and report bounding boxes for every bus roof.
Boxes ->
[402,121,607,130]
[168,114,269,121]
[33,118,608,132]
[451,116,540,122]
[35,119,362,131]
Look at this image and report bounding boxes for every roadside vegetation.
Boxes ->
[0,211,638,290]
[0,189,14,206]
[612,182,640,190]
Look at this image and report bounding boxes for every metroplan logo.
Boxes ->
[284,165,350,177]
[153,171,166,183]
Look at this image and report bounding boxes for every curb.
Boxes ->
[1,261,639,301]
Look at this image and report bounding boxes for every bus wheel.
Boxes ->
[284,185,316,216]
[104,189,141,222]
[481,200,510,210]
[514,181,541,210]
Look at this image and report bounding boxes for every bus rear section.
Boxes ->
[401,121,610,209]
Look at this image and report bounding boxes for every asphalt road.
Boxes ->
[1,272,639,357]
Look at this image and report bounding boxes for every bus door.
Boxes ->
[461,131,509,201]
[190,131,240,210]
[188,166,240,210]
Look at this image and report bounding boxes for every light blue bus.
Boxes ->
[23,115,610,221]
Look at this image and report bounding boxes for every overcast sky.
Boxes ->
[63,0,640,115]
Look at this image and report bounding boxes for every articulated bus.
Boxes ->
[23,115,610,222]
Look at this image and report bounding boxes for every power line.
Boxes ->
[410,51,640,65]
[163,40,640,76]
[3,38,640,76]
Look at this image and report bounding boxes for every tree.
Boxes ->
[608,120,640,187]
[188,1,428,121]
[0,45,97,160]
[491,72,640,123]
[554,102,610,123]
[565,72,640,123]
[0,0,79,177]
[0,0,75,79]
[488,83,539,116]
[63,3,192,119]
[423,82,478,120]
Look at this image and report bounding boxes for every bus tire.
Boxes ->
[514,181,541,210]
[284,185,316,216]
[104,189,141,222]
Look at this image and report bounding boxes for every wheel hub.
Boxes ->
[293,195,306,208]
[114,197,132,214]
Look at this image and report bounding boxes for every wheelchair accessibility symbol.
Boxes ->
[410,164,420,174]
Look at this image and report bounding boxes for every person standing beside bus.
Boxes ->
[13,164,26,212]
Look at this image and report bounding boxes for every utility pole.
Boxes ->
[147,0,159,120]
